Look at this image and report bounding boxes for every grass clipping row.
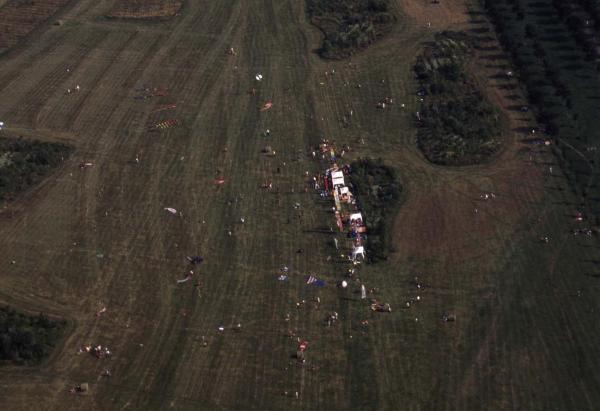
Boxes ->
[307,0,396,59]
[414,32,503,166]
[107,0,182,19]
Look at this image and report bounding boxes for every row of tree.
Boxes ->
[481,0,600,218]
[415,32,503,166]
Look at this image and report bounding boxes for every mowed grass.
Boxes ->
[0,0,598,410]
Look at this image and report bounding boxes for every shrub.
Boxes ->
[306,0,396,59]
[414,32,503,166]
[0,137,73,201]
[0,306,66,365]
[349,158,402,262]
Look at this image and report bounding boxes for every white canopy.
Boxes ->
[352,246,365,260]
[332,177,345,186]
[350,213,363,222]
[339,186,351,195]
[331,171,345,186]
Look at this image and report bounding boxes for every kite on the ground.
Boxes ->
[260,100,273,111]
[152,104,177,113]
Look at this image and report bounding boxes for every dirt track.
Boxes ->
[0,0,599,410]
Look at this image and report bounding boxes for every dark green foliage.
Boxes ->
[349,158,402,262]
[0,137,73,201]
[480,0,600,220]
[0,306,66,365]
[415,32,503,166]
[306,0,396,59]
[418,93,502,165]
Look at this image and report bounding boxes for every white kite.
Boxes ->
[164,207,177,215]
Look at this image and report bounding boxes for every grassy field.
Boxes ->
[0,0,599,410]
[0,0,73,53]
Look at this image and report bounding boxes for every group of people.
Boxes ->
[310,140,393,318]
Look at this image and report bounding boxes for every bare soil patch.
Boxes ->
[398,0,469,28]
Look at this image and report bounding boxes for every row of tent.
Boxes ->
[325,167,366,261]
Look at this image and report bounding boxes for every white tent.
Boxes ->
[331,171,345,187]
[349,213,363,223]
[339,186,351,195]
[352,246,365,260]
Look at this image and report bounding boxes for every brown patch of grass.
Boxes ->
[398,0,469,28]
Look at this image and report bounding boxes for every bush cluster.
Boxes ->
[307,0,396,59]
[349,158,402,262]
[0,306,66,365]
[0,137,73,201]
[415,32,503,166]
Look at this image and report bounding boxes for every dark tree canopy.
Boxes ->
[0,306,66,365]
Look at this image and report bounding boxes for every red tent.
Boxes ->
[298,340,308,352]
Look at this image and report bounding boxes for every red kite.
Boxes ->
[152,103,177,113]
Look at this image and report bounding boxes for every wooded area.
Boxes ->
[0,137,72,201]
[307,0,396,58]
[0,306,66,365]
